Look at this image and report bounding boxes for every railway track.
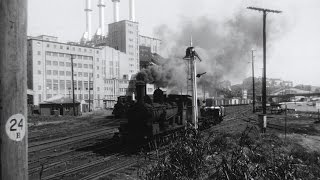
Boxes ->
[28,118,119,142]
[29,139,119,175]
[29,126,117,153]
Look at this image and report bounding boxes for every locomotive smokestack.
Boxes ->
[136,81,146,104]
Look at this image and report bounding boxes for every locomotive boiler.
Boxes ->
[118,82,191,146]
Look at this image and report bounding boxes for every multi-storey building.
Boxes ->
[139,35,161,54]
[108,20,140,77]
[27,35,135,109]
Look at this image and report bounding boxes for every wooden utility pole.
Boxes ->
[251,49,256,113]
[247,7,282,114]
[71,55,76,116]
[0,1,28,179]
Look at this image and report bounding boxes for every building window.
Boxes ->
[38,94,42,102]
[38,85,41,90]
[78,63,82,68]
[73,63,77,67]
[59,53,64,57]
[97,74,99,78]
[46,94,52,99]
[59,71,65,76]
[97,87,100,91]
[38,61,41,65]
[78,72,82,77]
[84,94,89,99]
[38,70,41,74]
[97,66,99,70]
[53,44,57,48]
[60,45,63,49]
[84,64,88,68]
[96,50,99,54]
[96,58,99,62]
[46,70,52,75]
[60,80,65,90]
[46,60,52,66]
[53,70,58,76]
[84,72,88,77]
[66,62,71,67]
[59,62,65,66]
[77,55,82,59]
[89,64,93,69]
[47,44,50,48]
[78,81,83,90]
[53,80,58,90]
[84,81,88,90]
[72,47,75,51]
[84,49,87,52]
[46,79,52,90]
[78,48,81,52]
[37,51,41,55]
[66,80,71,90]
[53,61,58,66]
[66,71,71,76]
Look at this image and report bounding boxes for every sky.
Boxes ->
[28,0,320,86]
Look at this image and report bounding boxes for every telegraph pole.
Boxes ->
[251,49,256,113]
[89,76,91,112]
[71,55,76,116]
[0,1,28,179]
[247,7,282,114]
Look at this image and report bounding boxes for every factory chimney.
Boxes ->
[112,0,120,22]
[97,0,106,36]
[84,0,92,40]
[129,0,135,22]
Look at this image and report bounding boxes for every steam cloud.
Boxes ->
[137,10,286,95]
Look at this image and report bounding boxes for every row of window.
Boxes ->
[46,60,94,69]
[45,52,94,60]
[44,43,99,54]
[45,79,94,91]
[46,94,94,101]
[45,70,94,77]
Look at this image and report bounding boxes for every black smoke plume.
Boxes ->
[138,10,286,95]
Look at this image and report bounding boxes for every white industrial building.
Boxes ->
[27,0,161,111]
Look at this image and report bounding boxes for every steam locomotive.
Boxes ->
[114,81,225,148]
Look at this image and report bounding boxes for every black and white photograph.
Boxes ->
[1,0,320,179]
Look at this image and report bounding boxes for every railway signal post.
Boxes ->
[247,7,282,114]
[184,38,202,130]
[0,0,28,179]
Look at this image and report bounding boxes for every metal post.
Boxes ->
[251,49,256,113]
[0,1,28,179]
[71,55,76,116]
[192,56,198,129]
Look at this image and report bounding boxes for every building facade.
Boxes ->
[108,20,140,78]
[27,35,136,109]
[139,35,161,54]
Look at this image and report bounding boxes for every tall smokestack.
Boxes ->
[97,0,105,36]
[112,0,120,22]
[129,0,135,22]
[85,0,92,40]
